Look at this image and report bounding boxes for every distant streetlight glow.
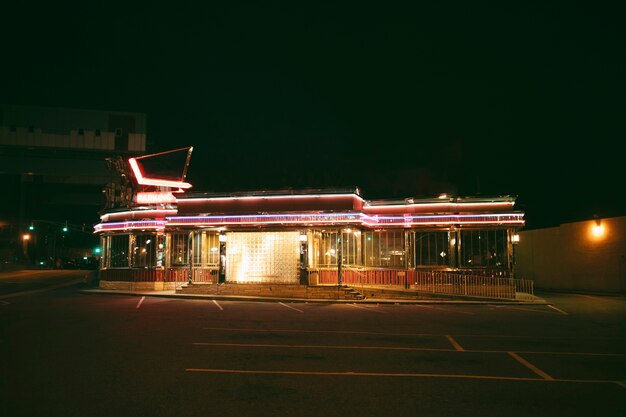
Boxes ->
[22,234,31,241]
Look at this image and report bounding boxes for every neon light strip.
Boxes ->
[363,201,514,210]
[129,158,192,189]
[363,213,524,220]
[94,220,167,233]
[100,209,178,222]
[165,213,524,227]
[181,193,365,202]
[167,213,362,226]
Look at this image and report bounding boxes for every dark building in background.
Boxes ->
[0,104,146,267]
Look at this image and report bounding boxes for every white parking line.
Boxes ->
[348,303,388,314]
[213,300,224,311]
[136,296,145,309]
[491,305,556,314]
[279,302,303,313]
[508,352,554,380]
[547,305,569,315]
[413,304,475,315]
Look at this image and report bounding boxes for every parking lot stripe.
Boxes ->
[279,302,303,313]
[508,352,554,380]
[185,368,624,386]
[490,305,556,314]
[547,305,569,315]
[136,296,145,309]
[193,342,456,352]
[192,340,626,357]
[212,300,224,311]
[446,335,464,351]
[413,304,475,315]
[349,303,388,314]
[186,368,543,381]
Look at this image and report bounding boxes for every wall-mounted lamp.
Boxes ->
[218,233,227,243]
[512,234,520,244]
[299,233,308,243]
[592,217,604,238]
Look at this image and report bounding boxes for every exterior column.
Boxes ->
[187,232,193,284]
[299,232,308,285]
[337,229,343,286]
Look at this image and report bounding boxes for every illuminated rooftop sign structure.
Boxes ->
[128,147,193,190]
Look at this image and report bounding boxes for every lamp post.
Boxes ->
[22,233,31,264]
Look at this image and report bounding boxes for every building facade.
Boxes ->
[94,149,526,293]
[0,104,146,266]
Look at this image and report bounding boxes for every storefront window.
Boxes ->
[415,231,449,267]
[459,230,508,268]
[341,229,362,266]
[363,231,405,268]
[192,231,220,267]
[309,230,338,268]
[168,233,189,267]
[109,235,129,268]
[131,234,156,268]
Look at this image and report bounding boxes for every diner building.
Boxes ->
[94,148,526,295]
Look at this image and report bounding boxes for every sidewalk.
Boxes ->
[81,288,548,305]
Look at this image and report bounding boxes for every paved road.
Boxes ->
[0,273,624,417]
[0,269,93,296]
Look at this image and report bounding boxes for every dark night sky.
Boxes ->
[2,2,624,229]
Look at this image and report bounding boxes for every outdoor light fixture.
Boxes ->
[592,218,604,238]
[299,234,308,242]
[22,234,31,241]
[219,234,227,242]
[512,234,520,243]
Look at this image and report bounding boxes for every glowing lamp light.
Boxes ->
[28,225,34,231]
[62,226,68,232]
[219,234,227,243]
[299,234,308,242]
[592,222,605,238]
[94,247,101,254]
[22,234,31,241]
[512,234,520,243]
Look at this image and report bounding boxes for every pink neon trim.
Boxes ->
[129,158,192,189]
[100,209,177,222]
[181,193,364,202]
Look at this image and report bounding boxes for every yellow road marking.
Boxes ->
[185,368,623,385]
[192,341,626,357]
[193,342,454,351]
[508,352,554,380]
[446,335,465,351]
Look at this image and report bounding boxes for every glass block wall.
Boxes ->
[226,231,300,283]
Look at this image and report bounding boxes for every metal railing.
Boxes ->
[306,267,535,301]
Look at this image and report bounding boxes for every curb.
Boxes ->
[80,289,547,305]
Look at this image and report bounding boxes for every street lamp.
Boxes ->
[22,233,31,263]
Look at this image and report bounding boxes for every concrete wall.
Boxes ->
[516,216,626,293]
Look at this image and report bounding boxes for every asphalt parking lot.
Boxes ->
[0,274,624,417]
